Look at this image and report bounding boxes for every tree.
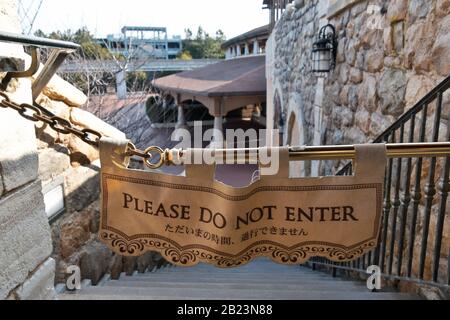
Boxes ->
[215,29,225,41]
[196,26,204,41]
[184,28,193,40]
[181,26,226,59]
[38,27,112,60]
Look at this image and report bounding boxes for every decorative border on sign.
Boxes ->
[100,229,376,267]
[100,173,383,267]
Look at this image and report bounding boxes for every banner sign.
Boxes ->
[99,138,386,268]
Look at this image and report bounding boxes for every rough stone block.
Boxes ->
[436,0,450,17]
[369,112,394,136]
[14,258,56,300]
[408,0,432,25]
[26,55,87,108]
[432,31,450,77]
[387,0,408,22]
[0,181,53,299]
[0,78,39,193]
[70,107,126,140]
[59,200,99,259]
[405,75,435,109]
[365,49,384,73]
[36,95,71,120]
[64,162,100,212]
[404,20,435,72]
[108,254,123,280]
[123,256,138,276]
[378,69,407,116]
[79,240,113,285]
[67,134,99,166]
[38,146,71,183]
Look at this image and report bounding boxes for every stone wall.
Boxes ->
[267,0,450,295]
[0,1,167,297]
[34,68,167,286]
[267,0,449,172]
[0,0,55,300]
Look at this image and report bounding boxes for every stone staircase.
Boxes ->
[58,258,419,300]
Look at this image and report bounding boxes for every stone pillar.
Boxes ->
[176,104,188,129]
[0,0,55,300]
[253,40,260,55]
[236,45,241,57]
[225,47,232,59]
[116,69,127,100]
[211,116,224,149]
[244,43,250,56]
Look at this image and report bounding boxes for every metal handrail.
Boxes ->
[203,142,450,162]
[315,73,450,291]
[0,31,80,100]
[0,31,79,50]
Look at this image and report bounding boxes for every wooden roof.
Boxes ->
[221,25,270,49]
[152,55,266,98]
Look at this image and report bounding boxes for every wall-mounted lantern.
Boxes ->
[312,24,338,73]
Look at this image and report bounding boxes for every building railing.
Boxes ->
[264,0,294,31]
[310,74,450,290]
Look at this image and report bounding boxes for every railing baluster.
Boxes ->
[388,128,404,275]
[448,248,450,286]
[314,77,450,287]
[379,134,394,272]
[397,117,416,275]
[418,92,443,279]
[431,114,450,282]
[407,105,428,277]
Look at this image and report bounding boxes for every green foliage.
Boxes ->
[34,27,112,60]
[181,26,226,59]
[179,51,193,60]
[127,71,151,91]
[34,27,117,94]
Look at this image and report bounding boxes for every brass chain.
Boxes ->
[0,91,168,169]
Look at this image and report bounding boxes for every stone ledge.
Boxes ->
[327,0,365,18]
[0,180,53,299]
[13,258,56,300]
[0,108,39,193]
[0,78,39,193]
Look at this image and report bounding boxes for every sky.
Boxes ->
[20,0,269,40]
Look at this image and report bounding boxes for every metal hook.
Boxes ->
[32,48,72,101]
[1,47,40,91]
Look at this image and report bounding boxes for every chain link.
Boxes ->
[0,91,168,168]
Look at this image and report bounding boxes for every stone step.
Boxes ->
[104,279,368,291]
[133,271,336,278]
[59,287,418,300]
[167,263,308,269]
[130,269,336,276]
[151,269,333,274]
[115,275,353,284]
